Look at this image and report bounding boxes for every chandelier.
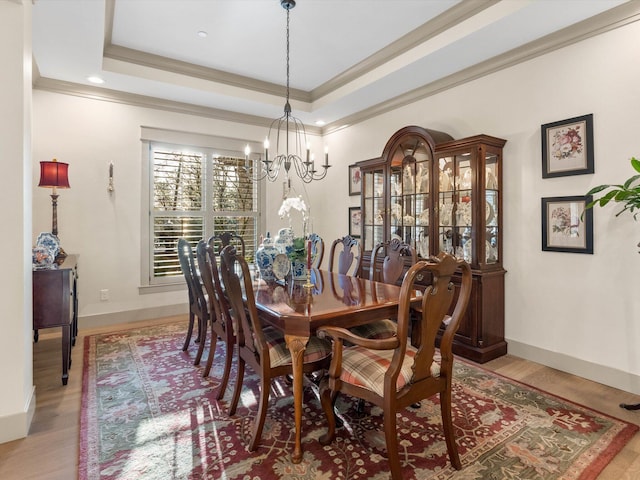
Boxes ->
[245,0,330,184]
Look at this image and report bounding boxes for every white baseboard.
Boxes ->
[79,303,188,329]
[0,386,36,444]
[507,338,640,396]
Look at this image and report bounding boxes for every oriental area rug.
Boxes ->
[79,322,637,480]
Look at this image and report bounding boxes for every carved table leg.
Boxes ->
[285,334,309,464]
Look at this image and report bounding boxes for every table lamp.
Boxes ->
[38,158,70,261]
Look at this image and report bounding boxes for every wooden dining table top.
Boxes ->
[252,268,420,336]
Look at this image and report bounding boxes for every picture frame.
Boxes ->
[348,164,362,196]
[541,195,593,254]
[541,113,594,178]
[348,206,362,238]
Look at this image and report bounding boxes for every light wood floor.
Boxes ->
[1,315,639,479]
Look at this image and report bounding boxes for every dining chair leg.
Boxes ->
[215,336,234,400]
[318,381,338,445]
[249,374,271,451]
[440,389,462,469]
[228,357,245,416]
[384,408,402,480]
[182,311,195,351]
[193,315,207,365]
[203,329,218,378]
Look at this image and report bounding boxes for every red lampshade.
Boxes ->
[38,159,70,189]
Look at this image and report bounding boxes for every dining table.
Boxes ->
[252,268,421,463]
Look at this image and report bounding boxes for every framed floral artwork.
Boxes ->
[348,206,362,238]
[541,114,594,178]
[541,195,593,254]
[348,164,361,196]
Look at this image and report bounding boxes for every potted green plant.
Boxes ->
[585,157,640,252]
[586,157,640,217]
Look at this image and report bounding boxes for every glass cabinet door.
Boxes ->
[437,153,473,262]
[436,135,505,269]
[484,151,500,265]
[388,135,433,258]
[362,167,385,251]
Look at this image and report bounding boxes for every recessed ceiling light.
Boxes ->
[197,30,208,38]
[315,120,325,126]
[87,76,104,84]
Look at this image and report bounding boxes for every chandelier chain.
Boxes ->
[286,6,290,108]
[244,0,331,184]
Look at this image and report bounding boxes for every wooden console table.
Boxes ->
[33,255,78,385]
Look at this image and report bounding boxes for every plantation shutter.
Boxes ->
[152,149,205,278]
[211,156,258,261]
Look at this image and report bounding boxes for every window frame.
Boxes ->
[140,127,265,290]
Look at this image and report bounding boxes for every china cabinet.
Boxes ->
[357,126,507,363]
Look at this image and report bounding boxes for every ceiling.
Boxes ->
[32,0,637,133]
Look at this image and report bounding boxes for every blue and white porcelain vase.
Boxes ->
[274,227,294,254]
[255,233,279,281]
[290,259,307,282]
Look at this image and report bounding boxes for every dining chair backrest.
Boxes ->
[209,231,246,258]
[198,239,235,336]
[219,245,263,359]
[308,233,324,268]
[328,235,362,276]
[196,239,235,395]
[177,238,207,320]
[369,238,417,285]
[177,237,209,362]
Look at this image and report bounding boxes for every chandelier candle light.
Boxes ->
[244,0,330,183]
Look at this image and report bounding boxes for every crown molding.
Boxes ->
[103,44,312,104]
[321,0,640,134]
[312,0,500,100]
[35,1,640,137]
[32,76,323,135]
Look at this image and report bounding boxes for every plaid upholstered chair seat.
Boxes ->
[348,318,397,340]
[339,345,441,397]
[262,326,332,368]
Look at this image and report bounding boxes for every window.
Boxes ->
[141,128,264,287]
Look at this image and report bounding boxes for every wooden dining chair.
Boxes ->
[219,245,333,451]
[350,238,416,340]
[177,237,209,365]
[327,235,362,276]
[309,233,324,268]
[195,239,236,398]
[209,231,246,257]
[368,237,417,285]
[317,252,472,480]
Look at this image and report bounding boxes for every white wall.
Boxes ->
[319,21,640,392]
[0,0,36,444]
[27,17,640,410]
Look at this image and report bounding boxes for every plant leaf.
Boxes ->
[623,174,640,189]
[586,185,609,195]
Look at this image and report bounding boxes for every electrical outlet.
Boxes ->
[100,289,109,301]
